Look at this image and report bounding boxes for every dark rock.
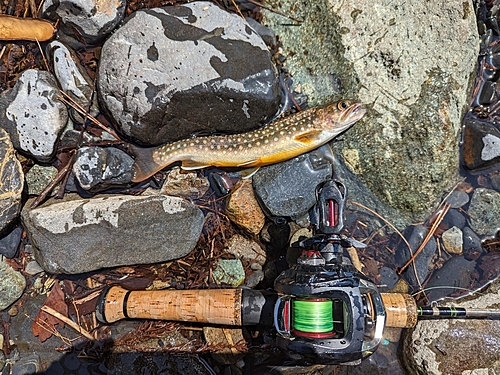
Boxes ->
[72,146,134,192]
[245,17,276,47]
[98,1,280,146]
[395,225,437,289]
[253,144,333,220]
[444,190,470,209]
[0,227,22,259]
[0,69,68,163]
[40,0,126,47]
[477,252,500,285]
[462,118,500,173]
[21,194,204,274]
[425,256,477,302]
[378,266,399,289]
[440,208,466,230]
[462,226,484,261]
[0,129,24,233]
[468,188,500,236]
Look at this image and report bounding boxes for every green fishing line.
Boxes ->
[292,299,333,333]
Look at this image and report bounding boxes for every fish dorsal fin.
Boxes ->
[294,130,323,144]
[181,160,211,170]
[240,166,260,179]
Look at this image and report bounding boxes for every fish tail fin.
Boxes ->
[129,144,163,182]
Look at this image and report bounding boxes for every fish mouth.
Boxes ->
[342,102,366,125]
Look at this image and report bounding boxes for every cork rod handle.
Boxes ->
[96,285,243,325]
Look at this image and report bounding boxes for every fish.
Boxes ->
[130,100,366,182]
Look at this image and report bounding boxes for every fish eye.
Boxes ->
[337,101,348,110]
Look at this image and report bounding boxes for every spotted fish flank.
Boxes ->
[130,100,366,182]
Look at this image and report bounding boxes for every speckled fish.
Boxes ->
[130,100,365,182]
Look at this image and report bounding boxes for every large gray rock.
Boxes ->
[98,1,280,147]
[1,70,68,163]
[402,280,500,375]
[262,0,478,223]
[21,194,204,274]
[0,129,24,233]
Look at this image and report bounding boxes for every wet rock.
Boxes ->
[225,179,265,235]
[40,0,126,47]
[1,69,68,163]
[98,1,280,147]
[440,208,467,230]
[47,41,98,122]
[212,259,245,287]
[263,0,477,219]
[378,266,399,290]
[72,146,134,192]
[468,188,500,237]
[395,225,437,289]
[463,118,500,173]
[402,280,500,375]
[462,226,484,261]
[160,167,209,200]
[25,165,59,196]
[477,252,500,286]
[253,144,333,220]
[425,256,477,302]
[21,194,204,274]
[0,227,22,259]
[0,257,25,310]
[441,226,463,255]
[0,129,23,233]
[445,190,470,209]
[225,234,266,267]
[10,354,40,375]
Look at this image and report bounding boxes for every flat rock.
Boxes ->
[402,280,500,375]
[253,144,333,220]
[1,69,68,163]
[225,179,265,235]
[0,129,24,233]
[98,1,280,146]
[21,194,204,274]
[263,0,478,221]
[468,188,500,237]
[41,0,126,46]
[0,257,25,310]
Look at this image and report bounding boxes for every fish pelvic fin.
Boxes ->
[294,130,323,144]
[180,160,211,170]
[130,144,165,182]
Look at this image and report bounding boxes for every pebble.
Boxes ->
[462,118,500,173]
[25,165,59,196]
[253,144,333,220]
[445,190,470,208]
[24,261,45,276]
[440,208,467,230]
[245,270,264,288]
[40,0,126,47]
[463,226,484,260]
[21,194,204,274]
[1,69,68,163]
[468,188,500,236]
[441,226,463,255]
[0,227,22,259]
[212,259,245,287]
[378,266,399,290]
[97,1,280,146]
[72,146,134,192]
[395,225,437,289]
[225,179,266,235]
[0,257,26,310]
[0,129,24,233]
[225,234,266,266]
[160,167,210,200]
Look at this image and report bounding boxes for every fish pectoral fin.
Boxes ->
[294,130,323,144]
[180,160,211,170]
[240,166,260,179]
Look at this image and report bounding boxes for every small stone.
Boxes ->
[462,119,500,173]
[41,0,126,47]
[440,208,467,230]
[0,129,23,234]
[22,194,204,274]
[378,266,399,289]
[441,226,463,254]
[445,190,470,209]
[225,179,265,235]
[73,146,134,192]
[24,260,45,275]
[7,306,18,316]
[463,226,484,261]
[253,144,334,220]
[0,227,22,259]
[160,167,210,200]
[0,257,26,310]
[225,234,266,266]
[212,259,245,287]
[10,354,40,375]
[1,70,68,163]
[245,270,264,288]
[468,188,500,236]
[250,263,262,271]
[25,164,59,196]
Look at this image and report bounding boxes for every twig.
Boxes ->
[245,0,303,23]
[35,38,50,72]
[230,0,244,19]
[41,305,94,341]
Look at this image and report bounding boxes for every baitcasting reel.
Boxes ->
[273,179,386,365]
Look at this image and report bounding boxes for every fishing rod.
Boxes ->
[96,178,500,365]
